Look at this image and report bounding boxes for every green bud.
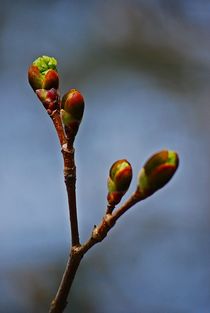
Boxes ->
[61,89,84,139]
[107,159,132,206]
[137,150,179,198]
[28,55,59,91]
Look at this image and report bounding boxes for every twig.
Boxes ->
[29,56,179,313]
[49,190,143,313]
[49,141,80,313]
[62,144,80,246]
[50,110,67,147]
[111,190,142,222]
[49,247,83,313]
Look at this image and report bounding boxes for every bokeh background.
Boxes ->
[1,0,210,312]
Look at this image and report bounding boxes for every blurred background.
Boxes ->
[1,0,210,312]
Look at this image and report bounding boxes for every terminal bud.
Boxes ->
[28,55,59,92]
[137,150,179,199]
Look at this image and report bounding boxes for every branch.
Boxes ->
[49,143,81,313]
[62,144,80,247]
[49,192,141,313]
[81,191,142,253]
[28,56,179,313]
[49,247,83,313]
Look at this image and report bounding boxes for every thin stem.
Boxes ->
[50,104,80,245]
[50,110,67,146]
[81,190,143,254]
[49,143,80,313]
[62,144,80,247]
[66,181,80,246]
[112,190,142,222]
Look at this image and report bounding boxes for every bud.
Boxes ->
[28,55,59,91]
[137,150,179,199]
[61,89,85,138]
[107,159,132,206]
[36,88,60,114]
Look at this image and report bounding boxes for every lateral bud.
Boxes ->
[107,159,132,206]
[61,89,85,140]
[36,88,60,114]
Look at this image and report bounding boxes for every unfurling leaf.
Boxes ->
[28,55,59,91]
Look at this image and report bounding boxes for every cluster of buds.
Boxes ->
[107,150,179,210]
[28,56,179,213]
[28,56,84,143]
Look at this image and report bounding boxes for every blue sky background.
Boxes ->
[0,1,210,312]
